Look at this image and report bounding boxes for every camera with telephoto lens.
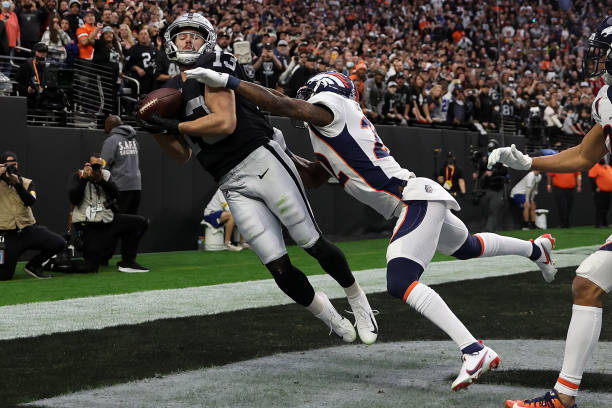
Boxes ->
[263,43,273,50]
[5,164,17,175]
[91,163,103,171]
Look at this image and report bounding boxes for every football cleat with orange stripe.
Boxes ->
[451,342,501,391]
[504,390,576,408]
[531,234,557,283]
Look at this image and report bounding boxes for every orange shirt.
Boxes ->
[0,12,20,47]
[588,163,612,192]
[76,23,97,60]
[549,172,580,189]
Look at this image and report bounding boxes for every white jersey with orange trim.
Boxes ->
[591,84,612,152]
[307,91,458,219]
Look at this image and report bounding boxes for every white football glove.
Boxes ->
[185,67,229,88]
[487,144,532,170]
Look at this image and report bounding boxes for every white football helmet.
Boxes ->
[165,12,217,66]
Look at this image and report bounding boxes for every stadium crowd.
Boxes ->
[0,0,607,139]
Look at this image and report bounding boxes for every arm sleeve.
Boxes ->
[14,179,36,206]
[98,177,119,200]
[100,137,115,168]
[68,173,88,205]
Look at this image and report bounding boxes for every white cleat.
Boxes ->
[224,242,243,251]
[314,292,356,343]
[451,343,501,391]
[531,234,557,283]
[347,290,379,345]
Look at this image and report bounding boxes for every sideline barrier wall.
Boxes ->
[0,96,595,252]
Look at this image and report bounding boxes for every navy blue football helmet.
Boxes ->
[583,16,612,78]
[296,71,358,102]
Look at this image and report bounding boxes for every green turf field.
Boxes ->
[1,226,608,307]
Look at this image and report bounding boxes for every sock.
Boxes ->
[306,292,325,315]
[476,232,534,258]
[555,305,603,397]
[344,281,362,299]
[405,282,477,350]
[462,341,484,354]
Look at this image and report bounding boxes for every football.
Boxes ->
[137,88,183,122]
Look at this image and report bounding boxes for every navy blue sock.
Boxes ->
[529,242,542,261]
[461,341,484,355]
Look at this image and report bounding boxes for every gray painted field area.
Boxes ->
[27,340,612,408]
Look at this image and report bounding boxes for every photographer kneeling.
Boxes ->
[0,151,65,280]
[68,153,149,273]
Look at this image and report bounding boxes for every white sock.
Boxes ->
[555,305,603,397]
[405,282,477,350]
[306,292,325,316]
[476,232,533,258]
[344,281,362,299]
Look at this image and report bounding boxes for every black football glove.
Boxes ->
[138,114,180,135]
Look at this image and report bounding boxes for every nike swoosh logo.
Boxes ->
[258,168,269,179]
[370,316,378,334]
[466,351,487,376]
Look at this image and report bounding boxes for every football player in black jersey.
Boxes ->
[139,13,379,345]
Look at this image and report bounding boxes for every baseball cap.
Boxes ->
[0,151,17,162]
[277,40,288,46]
[355,62,367,71]
[68,0,80,6]
[33,42,48,52]
[387,81,398,88]
[102,26,114,34]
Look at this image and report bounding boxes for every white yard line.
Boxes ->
[25,340,612,408]
[0,245,597,340]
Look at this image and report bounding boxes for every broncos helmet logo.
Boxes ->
[297,71,358,102]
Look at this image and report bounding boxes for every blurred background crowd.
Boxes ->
[0,0,607,145]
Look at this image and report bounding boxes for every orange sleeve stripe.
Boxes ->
[557,377,580,390]
[474,234,485,257]
[402,281,419,302]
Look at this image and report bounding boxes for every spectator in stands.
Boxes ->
[285,53,316,97]
[0,0,19,52]
[543,95,564,144]
[588,158,612,228]
[76,11,101,60]
[364,69,385,123]
[92,26,123,75]
[448,84,469,125]
[510,170,542,230]
[274,39,290,68]
[101,115,141,214]
[41,13,71,63]
[547,171,581,228]
[203,188,244,251]
[15,42,49,107]
[411,73,431,123]
[118,23,134,51]
[68,153,149,273]
[0,151,65,280]
[381,81,405,125]
[254,41,282,89]
[64,0,82,40]
[16,0,48,51]
[126,27,161,95]
[437,151,466,198]
[428,84,444,122]
[349,62,367,103]
[91,0,105,23]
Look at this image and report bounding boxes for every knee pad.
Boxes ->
[386,257,424,299]
[451,234,483,260]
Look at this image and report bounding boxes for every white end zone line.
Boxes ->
[0,245,597,340]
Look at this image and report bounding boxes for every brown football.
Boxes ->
[137,88,183,121]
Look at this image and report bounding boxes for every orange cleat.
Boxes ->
[505,390,576,408]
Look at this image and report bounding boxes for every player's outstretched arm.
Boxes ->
[488,124,607,173]
[185,68,333,127]
[531,124,607,172]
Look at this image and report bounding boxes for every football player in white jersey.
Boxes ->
[185,67,558,391]
[486,16,612,408]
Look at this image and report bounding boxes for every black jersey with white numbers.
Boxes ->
[165,50,273,181]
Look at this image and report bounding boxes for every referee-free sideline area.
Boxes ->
[1,226,611,407]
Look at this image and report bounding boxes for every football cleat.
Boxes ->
[451,342,501,391]
[346,289,379,345]
[531,234,557,283]
[505,390,577,408]
[314,292,356,343]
